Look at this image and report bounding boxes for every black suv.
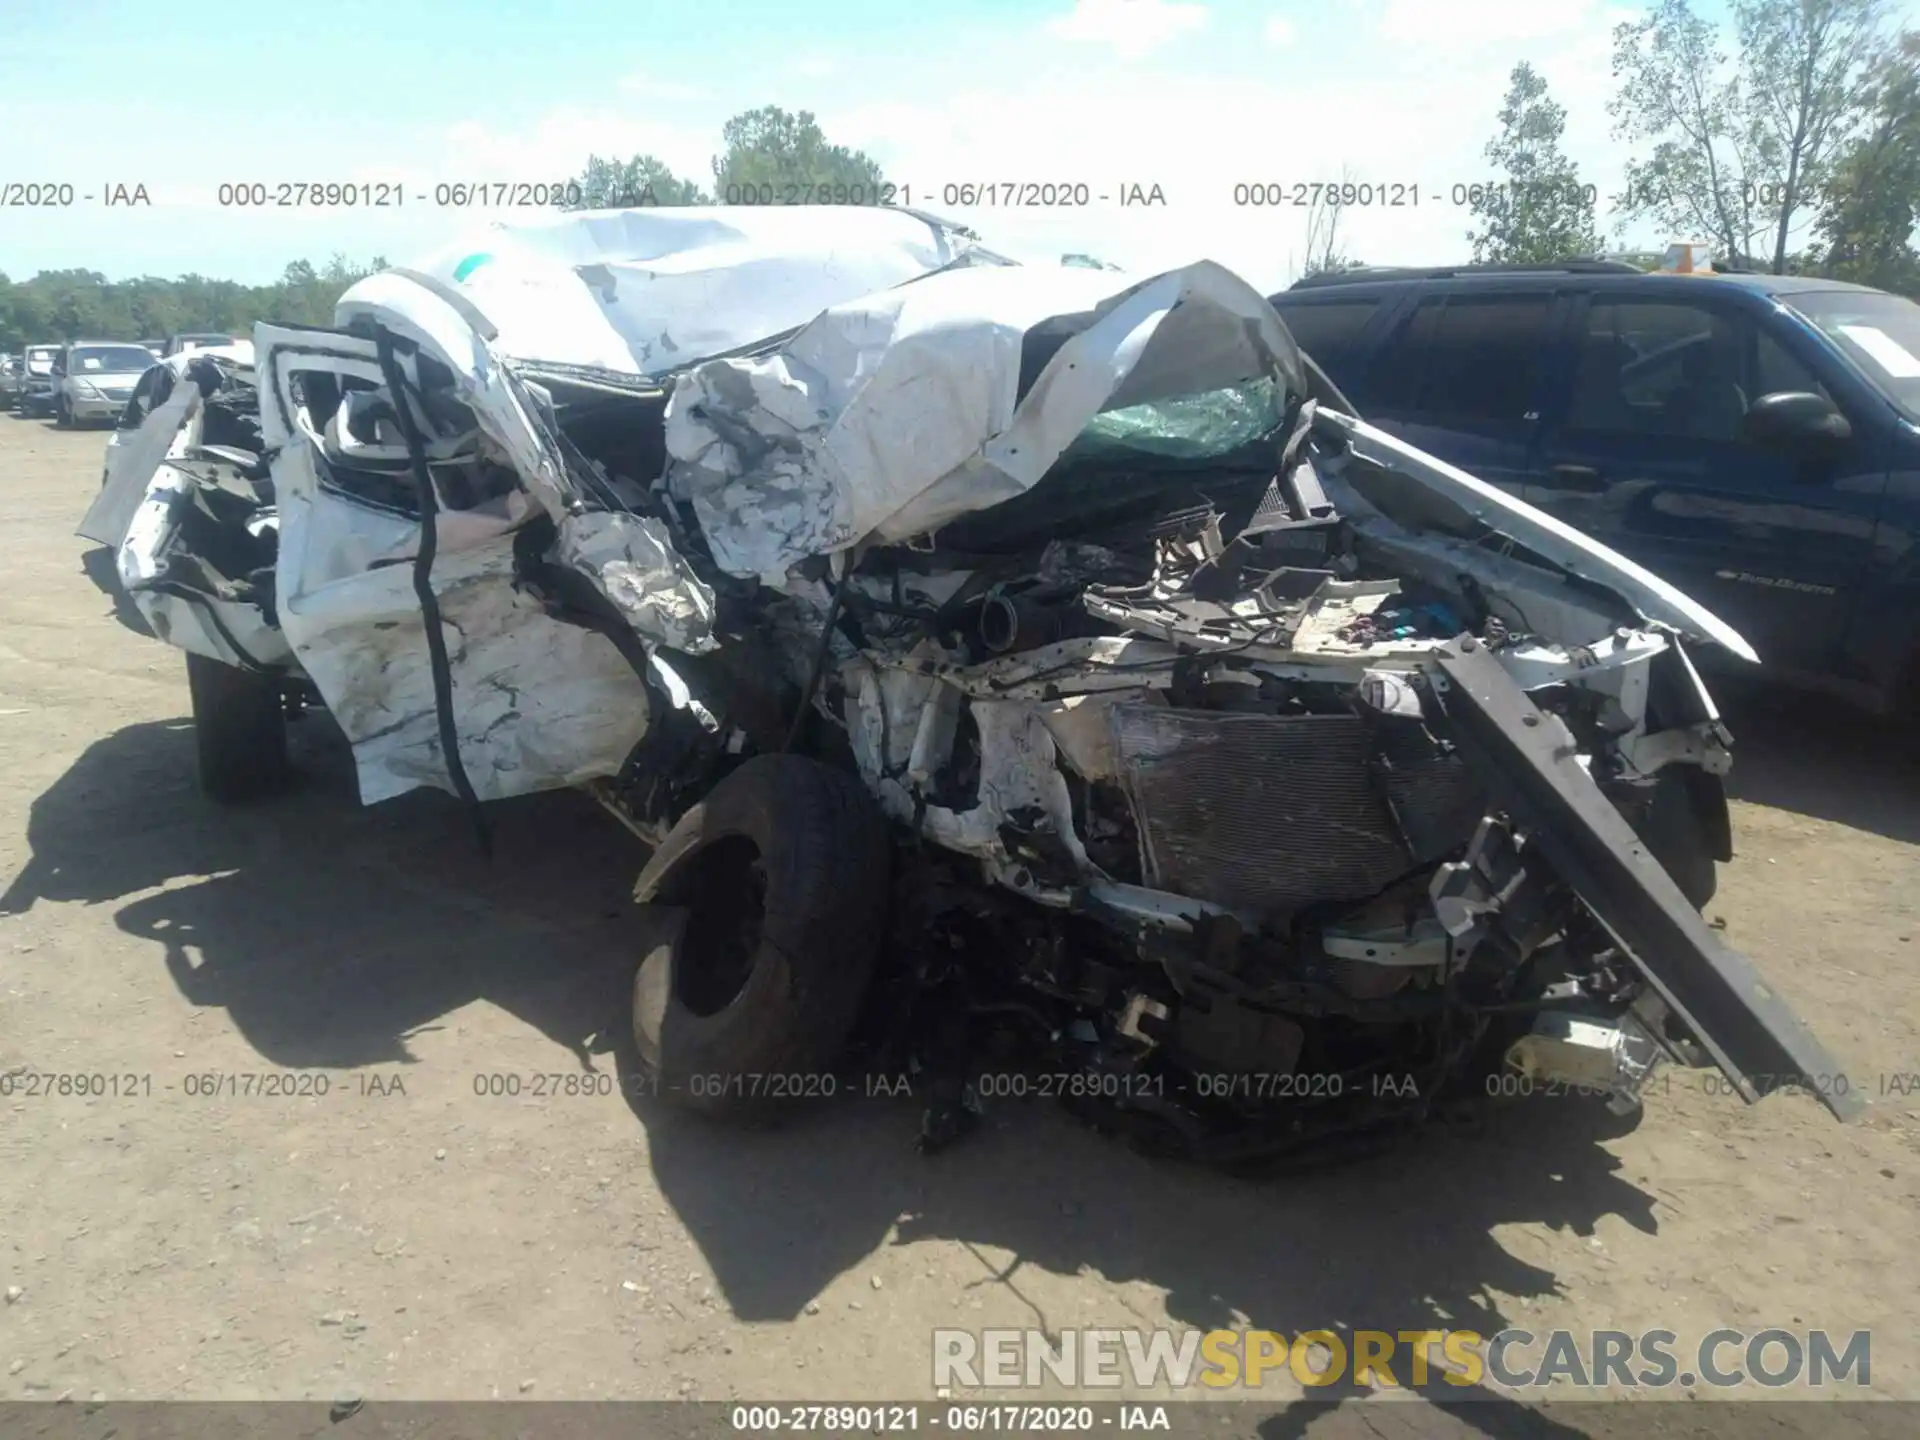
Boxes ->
[1269,262,1920,714]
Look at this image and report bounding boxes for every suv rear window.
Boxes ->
[1371,294,1554,423]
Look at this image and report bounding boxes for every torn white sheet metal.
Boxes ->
[664,260,1306,579]
[352,206,1000,380]
[277,296,575,525]
[288,538,652,805]
[78,346,256,550]
[256,321,653,803]
[553,511,720,654]
[79,377,203,549]
[845,663,1089,901]
[1318,410,1759,663]
[115,469,293,669]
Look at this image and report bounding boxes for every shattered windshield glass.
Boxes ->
[935,378,1288,553]
[1063,377,1288,466]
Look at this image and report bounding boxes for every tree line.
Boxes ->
[0,255,387,354]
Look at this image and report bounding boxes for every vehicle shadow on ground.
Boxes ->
[0,714,646,1070]
[78,543,156,638]
[630,1082,1649,1417]
[1716,683,1920,845]
[3,714,1655,1426]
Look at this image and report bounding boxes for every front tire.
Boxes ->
[630,753,892,1118]
[185,651,289,802]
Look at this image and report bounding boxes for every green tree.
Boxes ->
[711,106,885,199]
[1815,30,1920,292]
[564,153,709,209]
[0,256,387,351]
[1611,0,1774,264]
[1738,0,1894,272]
[1468,63,1604,263]
[1611,0,1893,273]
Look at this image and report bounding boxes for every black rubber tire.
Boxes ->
[630,753,892,1118]
[185,650,289,802]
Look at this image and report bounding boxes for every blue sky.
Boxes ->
[2,0,1914,292]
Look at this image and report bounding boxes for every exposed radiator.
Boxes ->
[1109,707,1483,917]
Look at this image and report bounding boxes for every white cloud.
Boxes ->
[1045,0,1209,60]
[816,1,1652,290]
[436,108,717,193]
[1262,15,1297,46]
[1378,0,1607,48]
[617,72,708,101]
[790,55,842,80]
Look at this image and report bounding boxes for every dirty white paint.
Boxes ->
[287,538,651,806]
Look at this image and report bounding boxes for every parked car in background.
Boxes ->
[1269,263,1920,715]
[52,342,156,427]
[162,333,239,358]
[19,344,62,417]
[139,339,165,360]
[0,355,22,409]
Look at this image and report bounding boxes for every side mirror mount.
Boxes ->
[1741,390,1851,451]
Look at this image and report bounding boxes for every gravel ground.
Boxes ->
[1,413,1917,1421]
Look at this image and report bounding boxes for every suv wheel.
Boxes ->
[185,651,290,802]
[629,753,892,1118]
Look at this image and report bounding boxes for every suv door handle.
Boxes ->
[1549,464,1606,490]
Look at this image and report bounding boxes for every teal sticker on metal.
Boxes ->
[451,252,493,283]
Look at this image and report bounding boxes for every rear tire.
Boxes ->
[186,650,289,802]
[630,753,892,1118]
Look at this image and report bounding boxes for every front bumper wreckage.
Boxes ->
[88,206,1858,1170]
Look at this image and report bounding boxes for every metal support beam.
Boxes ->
[1433,637,1861,1121]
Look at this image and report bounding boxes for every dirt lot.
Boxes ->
[2,413,1919,1417]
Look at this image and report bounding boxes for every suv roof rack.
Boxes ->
[1287,259,1646,290]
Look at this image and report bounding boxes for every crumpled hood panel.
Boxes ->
[348,205,997,380]
[663,260,1308,579]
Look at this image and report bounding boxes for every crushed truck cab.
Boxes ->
[82,206,1860,1170]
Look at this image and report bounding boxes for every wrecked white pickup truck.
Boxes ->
[83,206,1859,1167]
